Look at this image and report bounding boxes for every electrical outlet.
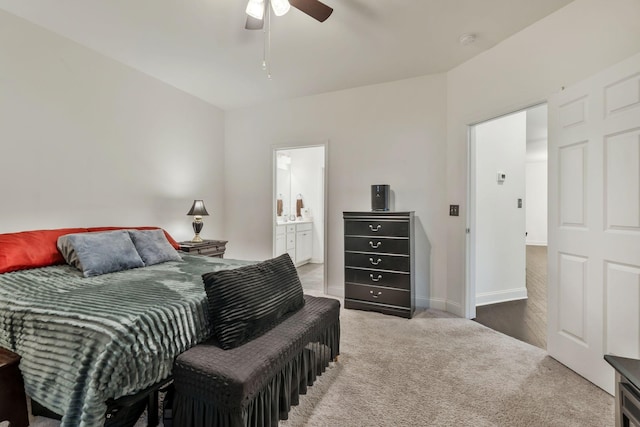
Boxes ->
[449,205,459,216]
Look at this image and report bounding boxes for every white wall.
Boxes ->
[225,74,448,307]
[0,11,226,242]
[473,112,527,306]
[526,161,548,246]
[447,0,640,317]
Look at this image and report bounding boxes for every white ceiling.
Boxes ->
[0,0,574,110]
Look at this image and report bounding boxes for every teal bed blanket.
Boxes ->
[0,254,254,427]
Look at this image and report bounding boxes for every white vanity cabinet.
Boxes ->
[275,221,313,266]
[295,222,313,266]
[285,224,296,262]
[275,225,286,257]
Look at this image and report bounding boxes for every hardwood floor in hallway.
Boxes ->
[296,262,324,292]
[473,245,547,349]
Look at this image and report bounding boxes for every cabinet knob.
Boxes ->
[369,258,382,266]
[370,274,382,282]
[369,241,382,249]
[369,224,382,232]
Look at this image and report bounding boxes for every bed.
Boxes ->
[0,227,254,426]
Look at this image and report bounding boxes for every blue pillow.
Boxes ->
[57,230,144,277]
[127,229,182,266]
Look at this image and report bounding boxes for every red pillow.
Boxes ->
[0,228,87,274]
[86,226,181,250]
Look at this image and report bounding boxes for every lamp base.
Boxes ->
[191,218,204,243]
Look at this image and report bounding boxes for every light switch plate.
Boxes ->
[449,205,459,216]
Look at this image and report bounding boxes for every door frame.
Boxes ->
[465,102,547,319]
[272,140,329,294]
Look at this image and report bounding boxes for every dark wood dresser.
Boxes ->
[605,354,640,426]
[0,347,29,427]
[343,211,415,318]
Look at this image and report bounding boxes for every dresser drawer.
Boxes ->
[344,299,411,318]
[345,252,409,272]
[345,283,410,307]
[345,268,410,290]
[344,220,409,237]
[344,236,409,255]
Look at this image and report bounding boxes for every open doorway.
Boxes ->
[468,104,548,349]
[273,144,327,294]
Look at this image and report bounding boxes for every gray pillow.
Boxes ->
[57,230,144,277]
[127,229,182,266]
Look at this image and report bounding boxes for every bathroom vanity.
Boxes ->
[275,220,313,267]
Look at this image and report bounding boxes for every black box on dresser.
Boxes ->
[343,211,415,318]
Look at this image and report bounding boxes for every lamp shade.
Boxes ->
[187,200,209,216]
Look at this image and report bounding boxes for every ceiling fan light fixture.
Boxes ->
[271,0,291,17]
[246,0,265,20]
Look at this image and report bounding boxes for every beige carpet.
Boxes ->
[32,295,614,427]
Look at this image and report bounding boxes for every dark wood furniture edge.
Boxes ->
[0,347,29,427]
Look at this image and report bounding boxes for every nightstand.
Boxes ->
[0,347,29,427]
[179,240,228,258]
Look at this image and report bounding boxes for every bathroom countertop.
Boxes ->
[276,219,313,226]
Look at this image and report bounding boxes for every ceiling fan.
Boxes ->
[244,0,333,30]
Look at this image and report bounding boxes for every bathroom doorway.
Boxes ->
[273,143,327,294]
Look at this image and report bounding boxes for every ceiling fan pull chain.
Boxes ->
[265,0,272,79]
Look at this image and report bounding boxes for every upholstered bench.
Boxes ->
[171,295,340,427]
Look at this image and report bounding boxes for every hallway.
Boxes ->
[474,245,547,349]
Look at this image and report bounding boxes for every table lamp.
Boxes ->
[187,200,209,243]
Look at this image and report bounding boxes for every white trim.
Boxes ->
[526,240,547,246]
[422,297,445,310]
[475,288,528,307]
[446,300,465,317]
[417,296,443,310]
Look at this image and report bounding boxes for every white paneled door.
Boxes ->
[548,52,640,394]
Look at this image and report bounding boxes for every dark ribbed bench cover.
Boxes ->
[172,295,340,427]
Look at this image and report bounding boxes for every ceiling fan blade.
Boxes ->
[289,0,333,22]
[245,15,264,30]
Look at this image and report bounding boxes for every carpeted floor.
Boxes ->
[31,293,614,427]
[280,302,613,427]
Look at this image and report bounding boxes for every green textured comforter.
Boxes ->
[0,254,254,426]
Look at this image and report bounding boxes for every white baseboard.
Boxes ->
[526,240,547,246]
[445,300,464,317]
[475,288,528,306]
[419,297,444,311]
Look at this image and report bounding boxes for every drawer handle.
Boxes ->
[369,258,382,266]
[369,241,382,249]
[369,224,382,232]
[370,274,382,282]
[369,290,383,298]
